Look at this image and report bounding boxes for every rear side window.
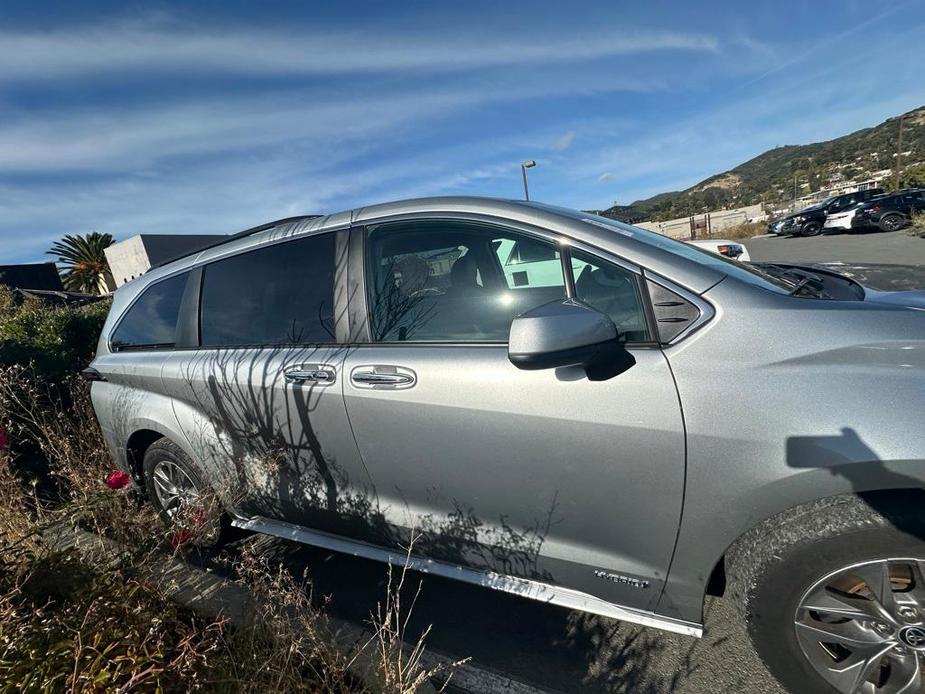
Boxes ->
[200,233,336,347]
[111,272,189,350]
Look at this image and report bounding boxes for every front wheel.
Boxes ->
[801,221,823,236]
[729,495,925,694]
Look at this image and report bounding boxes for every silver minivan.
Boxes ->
[89,197,925,694]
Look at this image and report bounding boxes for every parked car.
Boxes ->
[686,239,750,261]
[852,188,925,232]
[88,197,925,694]
[823,195,888,232]
[777,188,885,236]
[767,218,786,235]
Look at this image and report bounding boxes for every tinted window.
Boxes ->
[504,238,559,265]
[572,250,649,341]
[112,272,188,350]
[367,222,566,341]
[200,233,336,347]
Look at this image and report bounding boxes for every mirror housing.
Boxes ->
[508,299,635,380]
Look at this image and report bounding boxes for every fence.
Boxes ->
[635,204,765,240]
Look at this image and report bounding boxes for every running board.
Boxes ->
[231,515,703,638]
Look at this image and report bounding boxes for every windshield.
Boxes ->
[803,197,836,212]
[562,209,798,293]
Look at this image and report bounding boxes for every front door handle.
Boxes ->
[284,366,336,385]
[350,365,416,389]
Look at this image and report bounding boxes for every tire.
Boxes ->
[801,221,823,237]
[727,494,925,694]
[142,438,228,548]
[879,214,906,232]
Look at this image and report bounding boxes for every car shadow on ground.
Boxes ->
[197,535,784,694]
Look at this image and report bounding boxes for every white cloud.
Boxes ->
[0,19,719,82]
[0,67,660,174]
[597,172,614,182]
[552,131,576,151]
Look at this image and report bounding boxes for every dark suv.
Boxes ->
[778,187,884,236]
[852,188,925,232]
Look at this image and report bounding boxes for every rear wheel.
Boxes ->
[879,214,906,232]
[142,438,227,548]
[728,495,925,694]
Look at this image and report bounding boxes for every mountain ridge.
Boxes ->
[604,106,925,223]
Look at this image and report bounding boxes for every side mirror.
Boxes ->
[508,299,635,380]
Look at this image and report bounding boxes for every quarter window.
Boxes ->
[200,233,336,347]
[111,272,189,350]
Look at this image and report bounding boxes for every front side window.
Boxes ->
[572,250,649,341]
[367,222,567,341]
[200,233,336,347]
[365,221,650,342]
[111,272,189,350]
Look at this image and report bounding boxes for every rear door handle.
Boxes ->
[284,365,336,385]
[350,365,416,389]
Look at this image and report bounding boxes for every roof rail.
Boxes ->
[150,214,324,270]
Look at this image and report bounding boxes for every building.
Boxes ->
[789,174,892,211]
[0,262,64,291]
[105,235,225,287]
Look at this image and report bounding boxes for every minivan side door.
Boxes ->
[160,230,375,537]
[342,218,686,611]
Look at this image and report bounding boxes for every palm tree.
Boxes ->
[47,232,116,294]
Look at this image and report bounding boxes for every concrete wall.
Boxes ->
[106,234,225,287]
[635,203,765,240]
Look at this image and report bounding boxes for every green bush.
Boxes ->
[0,287,109,382]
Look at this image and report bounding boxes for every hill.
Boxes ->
[603,106,925,223]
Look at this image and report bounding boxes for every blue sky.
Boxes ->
[2,0,924,263]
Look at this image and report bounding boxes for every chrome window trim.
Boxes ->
[357,210,644,276]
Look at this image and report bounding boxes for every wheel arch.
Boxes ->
[126,429,165,487]
[707,487,925,602]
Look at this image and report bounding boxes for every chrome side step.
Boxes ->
[231,515,703,638]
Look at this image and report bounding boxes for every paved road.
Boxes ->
[744,228,925,267]
[207,537,784,694]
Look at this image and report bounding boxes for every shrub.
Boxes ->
[0,286,109,383]
[906,211,925,239]
[0,365,452,693]
[707,220,766,241]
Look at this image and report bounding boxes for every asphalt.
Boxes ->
[208,230,924,694]
[744,227,925,268]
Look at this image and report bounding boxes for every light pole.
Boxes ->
[521,160,536,201]
[895,113,906,190]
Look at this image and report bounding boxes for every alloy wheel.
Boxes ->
[152,458,200,518]
[795,558,925,693]
[802,222,822,236]
[882,216,903,232]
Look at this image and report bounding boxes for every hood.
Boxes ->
[863,289,925,310]
[812,263,925,292]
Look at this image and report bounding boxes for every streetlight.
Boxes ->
[521,160,536,201]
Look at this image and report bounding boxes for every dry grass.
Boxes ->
[0,365,456,692]
[906,211,925,238]
[706,220,767,241]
